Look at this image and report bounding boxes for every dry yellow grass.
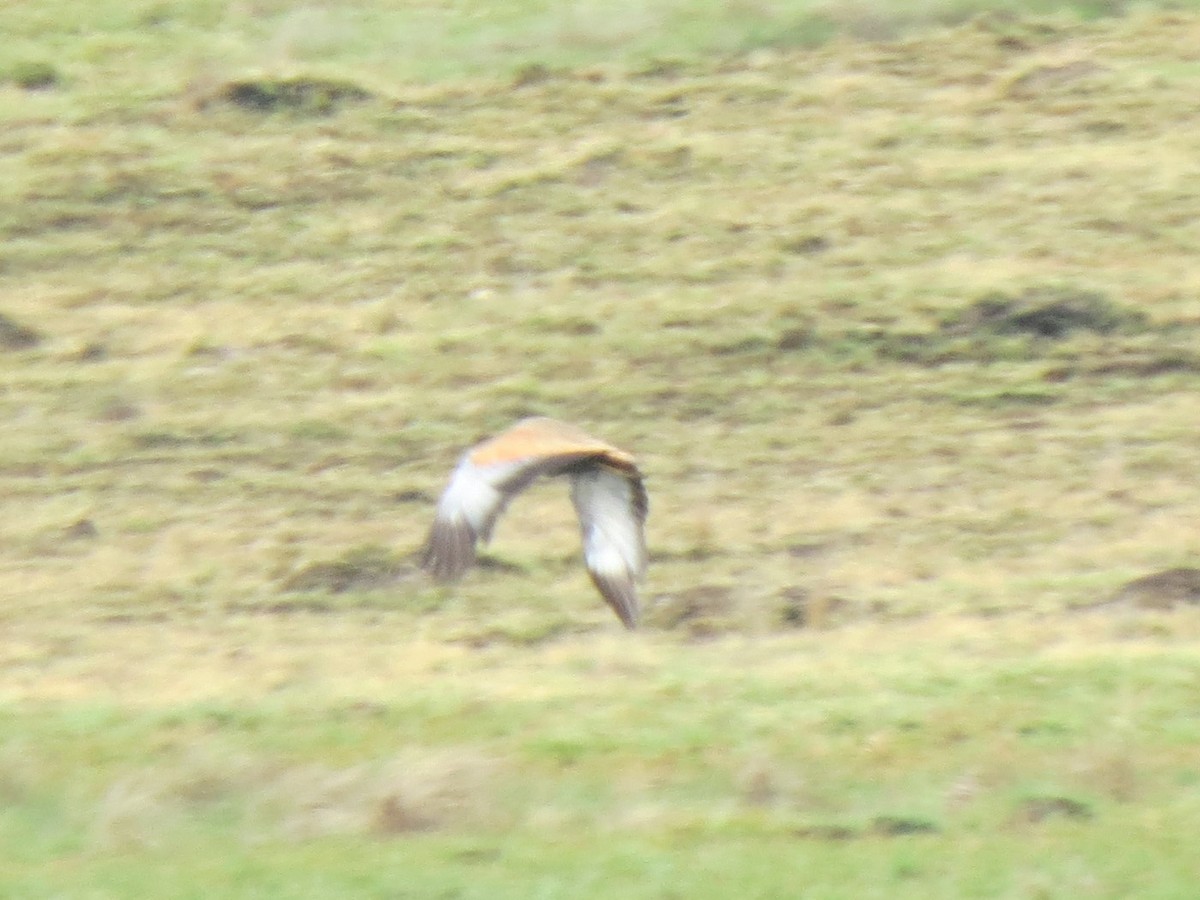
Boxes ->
[3,5,1200,895]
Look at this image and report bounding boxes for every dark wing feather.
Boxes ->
[587,570,641,630]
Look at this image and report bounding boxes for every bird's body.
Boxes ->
[421,417,648,629]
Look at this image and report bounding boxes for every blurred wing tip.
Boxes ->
[590,571,640,630]
[420,516,477,581]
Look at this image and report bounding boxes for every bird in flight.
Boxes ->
[421,417,648,629]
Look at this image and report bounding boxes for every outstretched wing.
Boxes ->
[569,462,648,630]
[420,418,637,583]
[420,454,520,581]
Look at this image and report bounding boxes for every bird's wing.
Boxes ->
[569,462,648,630]
[421,418,636,582]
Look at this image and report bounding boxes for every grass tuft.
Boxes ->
[0,311,41,350]
[942,286,1147,339]
[280,545,414,595]
[204,77,377,116]
[4,60,61,91]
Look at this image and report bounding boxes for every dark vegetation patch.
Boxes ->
[776,588,861,629]
[204,77,375,115]
[511,63,553,88]
[871,815,940,836]
[72,341,109,362]
[780,234,831,256]
[1016,795,1094,824]
[184,341,236,361]
[2,60,61,90]
[289,420,350,442]
[726,287,1175,374]
[941,287,1146,339]
[775,323,817,351]
[632,58,690,80]
[871,286,1147,365]
[1108,568,1200,610]
[393,488,435,504]
[1044,351,1200,382]
[812,287,1170,371]
[473,555,528,574]
[793,824,859,841]
[0,311,41,350]
[95,399,142,423]
[281,545,410,593]
[372,794,437,834]
[529,313,601,335]
[129,429,242,450]
[62,518,99,541]
[793,816,939,841]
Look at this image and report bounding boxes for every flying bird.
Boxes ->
[421,417,648,629]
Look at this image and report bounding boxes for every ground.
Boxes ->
[2,2,1200,896]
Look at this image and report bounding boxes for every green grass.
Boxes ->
[3,0,1200,93]
[4,637,1200,896]
[4,0,1200,895]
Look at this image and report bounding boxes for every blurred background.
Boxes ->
[2,1,1200,895]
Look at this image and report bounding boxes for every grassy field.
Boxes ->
[4,1,1200,895]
